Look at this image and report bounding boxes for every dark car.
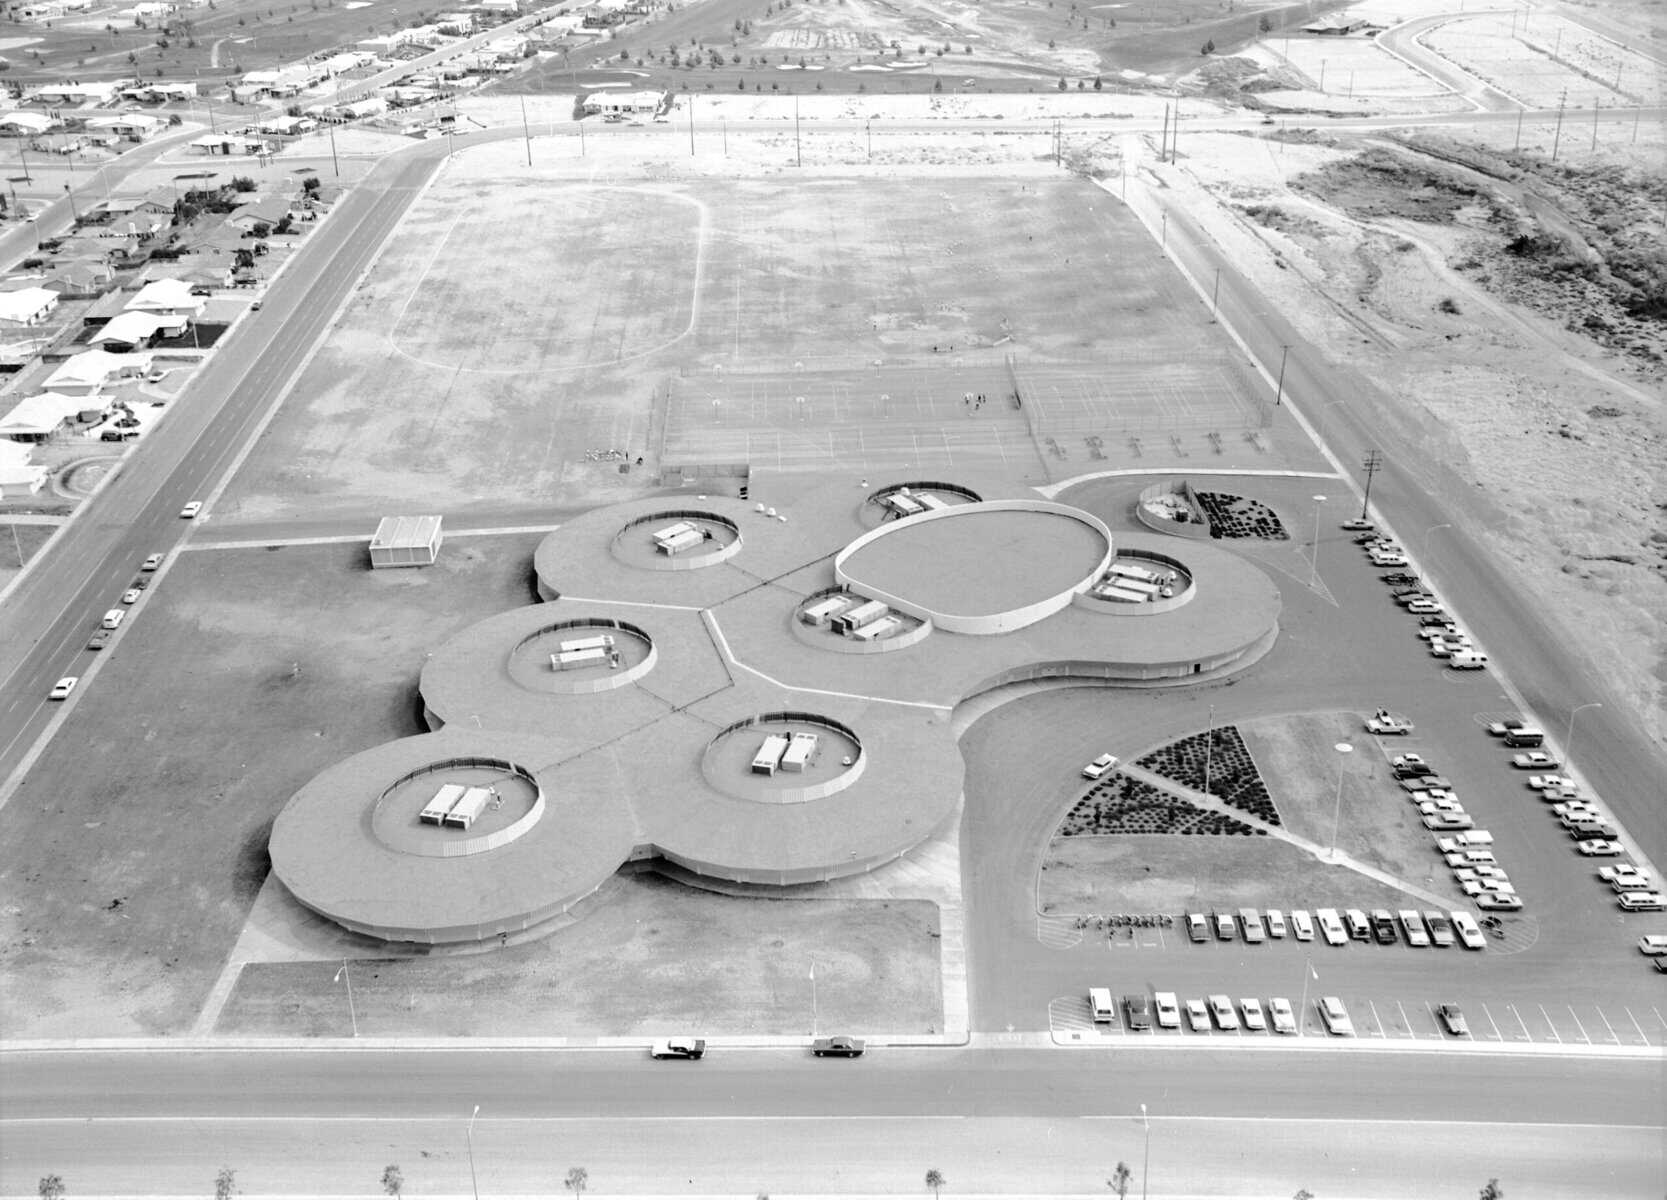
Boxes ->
[649,1037,706,1060]
[1382,573,1421,586]
[130,576,149,590]
[811,1035,865,1058]
[1437,1004,1469,1037]
[1124,994,1152,1031]
[1370,910,1398,944]
[87,630,111,651]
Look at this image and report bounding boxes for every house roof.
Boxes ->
[0,390,94,435]
[125,277,202,312]
[91,310,168,345]
[230,197,290,226]
[371,515,445,551]
[43,349,151,389]
[0,111,55,133]
[0,287,58,323]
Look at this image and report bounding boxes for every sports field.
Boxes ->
[222,147,1294,521]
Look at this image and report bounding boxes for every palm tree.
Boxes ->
[564,1167,589,1198]
[38,1177,65,1200]
[925,1169,945,1198]
[1108,1163,1133,1199]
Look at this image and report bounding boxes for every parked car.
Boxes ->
[1418,799,1465,817]
[1437,1004,1469,1037]
[1452,866,1507,882]
[1462,878,1515,898]
[1082,753,1119,779]
[811,1035,865,1058]
[1423,813,1474,831]
[1365,711,1413,735]
[1511,751,1561,770]
[1315,908,1346,945]
[1341,518,1375,531]
[1372,554,1409,568]
[1406,599,1444,614]
[1474,893,1524,911]
[1318,996,1355,1037]
[87,630,111,651]
[1290,909,1314,941]
[1425,911,1457,947]
[48,676,78,701]
[1391,754,1433,777]
[1186,912,1209,943]
[1369,910,1398,944]
[1486,719,1530,738]
[1601,866,1652,889]
[1268,997,1298,1035]
[1636,936,1667,956]
[1238,908,1265,943]
[1213,912,1235,941]
[1344,909,1371,941]
[1185,998,1210,1032]
[1381,572,1421,586]
[1207,994,1240,1031]
[1451,911,1487,950]
[649,1037,706,1060]
[1153,991,1182,1028]
[1527,775,1576,791]
[1264,909,1287,939]
[1617,892,1666,912]
[1398,910,1431,947]
[1239,998,1267,1032]
[1444,849,1497,867]
[1124,994,1152,1031]
[179,500,203,519]
[140,553,163,571]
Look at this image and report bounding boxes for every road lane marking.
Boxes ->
[1,1114,1657,1129]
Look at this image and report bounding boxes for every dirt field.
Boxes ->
[221,148,1279,520]
[216,875,942,1036]
[0,521,58,592]
[0,533,545,1038]
[1422,13,1665,108]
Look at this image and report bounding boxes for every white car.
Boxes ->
[1398,910,1431,947]
[1576,840,1624,856]
[1365,713,1413,735]
[1461,878,1516,897]
[1410,788,1459,804]
[1423,813,1474,831]
[1445,849,1497,867]
[1618,892,1666,912]
[1527,775,1576,791]
[1207,994,1240,1031]
[1452,866,1507,882]
[1405,598,1443,613]
[1264,909,1287,939]
[1372,554,1410,568]
[1419,799,1464,816]
[48,676,78,701]
[1081,753,1118,779]
[1451,911,1487,950]
[1475,892,1524,911]
[1268,997,1298,1035]
[1600,865,1651,885]
[1239,998,1267,1031]
[1289,909,1314,941]
[1153,992,1181,1029]
[179,500,203,519]
[1417,625,1462,640]
[648,1037,706,1060]
[1315,908,1347,946]
[1318,996,1355,1037]
[1341,518,1375,531]
[1185,998,1210,1032]
[121,587,142,605]
[1511,751,1561,770]
[140,553,163,571]
[1638,936,1667,956]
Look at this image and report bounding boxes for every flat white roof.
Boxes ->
[371,514,444,549]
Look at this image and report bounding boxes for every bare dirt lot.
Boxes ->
[216,875,942,1036]
[220,147,1284,521]
[0,533,545,1037]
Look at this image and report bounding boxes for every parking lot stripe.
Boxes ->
[1592,1006,1620,1045]
[1624,1008,1650,1046]
[1367,1000,1386,1038]
[1507,1004,1532,1041]
[1566,1005,1593,1044]
[1395,1000,1415,1038]
[1652,1006,1666,1033]
[1479,1003,1504,1042]
[1539,1005,1564,1043]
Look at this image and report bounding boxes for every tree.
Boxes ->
[1293,1191,1314,1200]
[38,1177,65,1200]
[1479,1183,1503,1200]
[1258,13,1272,32]
[380,1166,403,1200]
[214,1169,237,1200]
[1108,1163,1132,1200]
[564,1168,589,1198]
[925,1170,945,1199]
[1200,38,1215,54]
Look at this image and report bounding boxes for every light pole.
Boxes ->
[332,959,357,1037]
[1308,494,1326,589]
[1327,742,1353,861]
[1139,1103,1150,1200]
[1210,266,1221,320]
[1565,702,1601,760]
[1297,957,1317,1038]
[465,1105,481,1200]
[1274,343,1290,405]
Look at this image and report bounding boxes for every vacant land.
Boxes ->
[0,521,58,591]
[0,534,544,1037]
[217,875,942,1036]
[221,148,1279,520]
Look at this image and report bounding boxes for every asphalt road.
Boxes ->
[2,1047,1661,1195]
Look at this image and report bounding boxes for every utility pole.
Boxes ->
[327,121,339,177]
[865,119,870,161]
[1359,449,1382,521]
[519,93,532,165]
[1210,266,1221,320]
[1513,104,1524,150]
[794,95,801,168]
[1551,89,1566,161]
[1274,344,1290,405]
[688,93,695,156]
[1170,100,1179,161]
[1160,103,1169,163]
[1589,96,1599,152]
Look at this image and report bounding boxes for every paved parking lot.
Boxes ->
[1049,993,1667,1047]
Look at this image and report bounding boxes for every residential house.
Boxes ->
[0,111,55,136]
[190,133,267,156]
[136,257,234,290]
[45,261,116,299]
[90,310,187,351]
[84,112,165,140]
[0,439,48,496]
[0,391,107,440]
[41,349,152,395]
[81,290,132,327]
[226,197,290,233]
[29,81,119,107]
[125,277,205,317]
[119,81,199,102]
[582,90,667,117]
[0,287,59,326]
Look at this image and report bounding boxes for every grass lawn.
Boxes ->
[217,875,942,1037]
[0,522,59,592]
[0,534,544,1037]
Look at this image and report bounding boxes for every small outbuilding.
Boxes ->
[370,514,444,568]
